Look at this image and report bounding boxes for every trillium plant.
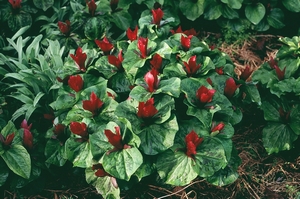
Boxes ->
[2,1,299,199]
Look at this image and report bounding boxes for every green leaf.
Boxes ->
[33,92,45,107]
[86,168,120,199]
[102,148,143,181]
[156,77,181,98]
[44,139,67,167]
[282,0,300,12]
[206,147,240,186]
[245,3,266,25]
[194,137,227,178]
[84,17,106,40]
[186,105,213,128]
[267,8,285,29]
[221,0,242,9]
[33,0,54,11]
[221,4,239,19]
[1,145,31,179]
[50,94,77,110]
[129,86,152,102]
[261,101,280,122]
[112,11,132,31]
[156,150,199,186]
[0,159,9,186]
[179,0,205,21]
[1,121,17,137]
[204,3,222,20]
[8,13,32,32]
[89,124,112,160]
[262,123,298,154]
[138,114,178,155]
[289,105,300,135]
[243,83,261,105]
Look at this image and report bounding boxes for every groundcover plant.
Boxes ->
[0,0,300,198]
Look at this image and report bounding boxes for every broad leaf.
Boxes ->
[0,159,9,186]
[179,0,205,21]
[282,0,300,12]
[245,3,265,25]
[262,123,297,154]
[156,150,199,186]
[267,8,285,29]
[102,148,143,181]
[1,145,31,179]
[33,0,54,11]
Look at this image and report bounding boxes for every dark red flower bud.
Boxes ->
[70,122,89,141]
[53,124,66,136]
[196,86,215,104]
[206,78,213,86]
[68,75,84,92]
[268,56,278,69]
[138,37,148,59]
[95,37,114,55]
[70,47,87,72]
[82,92,104,116]
[215,67,224,75]
[224,78,240,98]
[150,53,163,71]
[185,130,203,158]
[1,133,15,147]
[137,98,158,118]
[211,122,225,133]
[104,126,123,150]
[183,55,201,76]
[108,50,124,71]
[279,107,290,123]
[20,119,32,130]
[9,0,21,9]
[274,65,286,81]
[126,26,138,41]
[151,8,164,27]
[144,68,159,93]
[57,20,71,35]
[23,129,33,150]
[181,35,193,51]
[86,0,97,16]
[92,163,110,177]
[240,65,252,81]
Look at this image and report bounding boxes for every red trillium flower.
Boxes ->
[92,163,110,177]
[70,122,89,141]
[183,55,201,76]
[150,53,163,71]
[21,119,32,130]
[86,0,97,16]
[170,26,199,36]
[108,50,124,71]
[0,133,15,147]
[211,122,225,133]
[138,37,148,59]
[215,67,224,75]
[58,20,71,35]
[9,0,22,9]
[70,47,87,72]
[196,86,215,104]
[185,130,203,158]
[274,65,286,81]
[144,68,159,92]
[23,129,33,150]
[181,35,193,51]
[126,26,138,41]
[224,77,240,98]
[53,124,66,136]
[240,65,252,81]
[68,75,84,92]
[151,8,164,27]
[104,126,124,151]
[95,37,114,55]
[82,92,104,116]
[137,98,158,118]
